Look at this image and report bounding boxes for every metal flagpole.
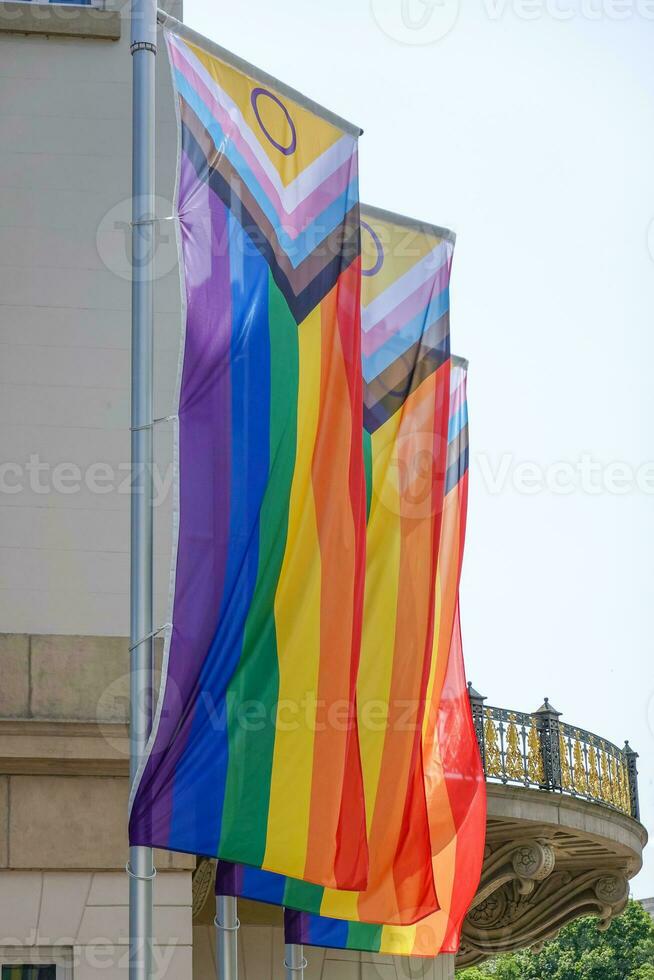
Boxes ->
[285,942,305,980]
[129,0,157,978]
[215,894,239,979]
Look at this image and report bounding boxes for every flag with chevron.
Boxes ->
[129,26,369,891]
[284,359,487,957]
[217,206,455,924]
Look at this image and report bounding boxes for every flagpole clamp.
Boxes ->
[131,414,178,432]
[129,622,172,653]
[283,956,308,971]
[130,41,157,55]
[214,915,241,932]
[131,215,178,226]
[126,862,157,882]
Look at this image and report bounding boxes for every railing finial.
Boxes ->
[624,741,640,821]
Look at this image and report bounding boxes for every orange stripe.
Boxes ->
[304,283,366,889]
[358,365,447,925]
[422,497,463,775]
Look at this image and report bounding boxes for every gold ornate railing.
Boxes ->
[467,691,640,820]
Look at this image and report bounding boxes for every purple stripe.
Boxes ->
[284,908,307,945]
[362,257,450,357]
[215,861,244,896]
[129,153,233,845]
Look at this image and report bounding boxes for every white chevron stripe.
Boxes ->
[361,242,450,333]
[169,34,356,214]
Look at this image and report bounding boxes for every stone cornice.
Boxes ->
[486,783,648,857]
[0,719,129,777]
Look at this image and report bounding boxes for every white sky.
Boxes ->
[185,0,654,897]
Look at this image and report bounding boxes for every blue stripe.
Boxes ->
[448,398,468,443]
[308,913,350,949]
[168,215,271,854]
[174,70,358,269]
[361,288,450,383]
[242,865,287,905]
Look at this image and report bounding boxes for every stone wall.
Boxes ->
[0,631,193,976]
[0,0,182,637]
[0,871,192,980]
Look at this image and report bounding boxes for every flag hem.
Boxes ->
[156,9,363,138]
[128,24,188,817]
[361,203,456,244]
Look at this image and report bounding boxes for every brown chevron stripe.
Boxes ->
[180,97,360,299]
[363,312,450,410]
[447,424,469,466]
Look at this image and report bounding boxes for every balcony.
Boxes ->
[458,690,646,967]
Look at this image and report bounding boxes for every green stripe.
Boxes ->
[348,921,383,952]
[362,428,373,521]
[284,877,325,915]
[219,272,299,865]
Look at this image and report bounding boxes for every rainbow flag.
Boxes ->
[217,206,455,924]
[285,360,487,956]
[129,24,369,891]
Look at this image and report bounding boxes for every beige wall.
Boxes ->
[193,923,456,980]
[0,871,192,979]
[0,0,183,636]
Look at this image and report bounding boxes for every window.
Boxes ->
[0,951,71,980]
[2,969,57,980]
[15,1,105,7]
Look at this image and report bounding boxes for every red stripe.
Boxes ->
[333,255,369,890]
[438,605,486,951]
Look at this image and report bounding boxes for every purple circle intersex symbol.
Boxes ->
[250,87,298,156]
[361,220,384,277]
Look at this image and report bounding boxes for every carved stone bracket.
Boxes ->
[459,868,629,966]
[470,838,556,909]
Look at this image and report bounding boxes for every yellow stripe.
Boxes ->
[422,566,443,740]
[360,216,444,304]
[263,307,323,877]
[185,40,345,184]
[320,884,360,921]
[379,921,418,956]
[358,416,404,833]
[318,415,403,919]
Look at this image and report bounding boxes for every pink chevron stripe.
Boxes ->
[450,367,466,406]
[169,41,355,240]
[361,258,450,358]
